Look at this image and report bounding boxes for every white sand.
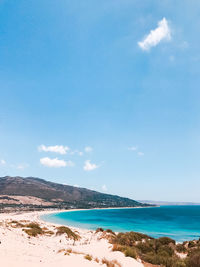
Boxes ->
[0,210,144,267]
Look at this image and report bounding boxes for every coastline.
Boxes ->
[0,209,144,267]
[39,206,200,243]
[39,206,158,231]
[39,205,158,219]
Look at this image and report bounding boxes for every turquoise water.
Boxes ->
[42,206,200,242]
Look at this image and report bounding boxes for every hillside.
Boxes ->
[0,176,148,211]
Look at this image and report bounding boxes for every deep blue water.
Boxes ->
[41,206,200,242]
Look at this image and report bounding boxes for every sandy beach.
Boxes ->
[0,210,144,267]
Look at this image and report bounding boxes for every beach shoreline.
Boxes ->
[39,206,158,233]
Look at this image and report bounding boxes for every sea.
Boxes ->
[41,205,200,242]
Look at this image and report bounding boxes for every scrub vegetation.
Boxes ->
[97,228,200,267]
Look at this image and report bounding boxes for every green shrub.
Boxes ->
[173,261,187,267]
[143,251,175,267]
[188,241,196,248]
[176,243,187,253]
[186,249,200,267]
[96,227,104,233]
[136,241,154,254]
[156,237,176,246]
[106,229,116,235]
[112,244,137,259]
[124,247,137,259]
[157,245,174,257]
[110,229,200,267]
[159,237,175,245]
[112,231,151,247]
[145,252,185,267]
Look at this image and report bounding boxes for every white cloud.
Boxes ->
[40,157,74,168]
[0,159,6,165]
[102,184,107,192]
[138,18,171,51]
[70,150,83,156]
[17,163,29,170]
[128,146,137,151]
[85,146,93,153]
[129,146,144,156]
[83,160,99,171]
[38,145,69,155]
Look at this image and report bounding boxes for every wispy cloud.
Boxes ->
[38,145,69,155]
[138,18,171,51]
[128,146,137,151]
[0,159,6,165]
[40,157,74,168]
[179,41,189,50]
[84,146,93,153]
[83,160,99,171]
[70,150,83,156]
[102,184,107,192]
[17,163,29,170]
[128,146,144,156]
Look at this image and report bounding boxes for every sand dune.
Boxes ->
[0,210,144,267]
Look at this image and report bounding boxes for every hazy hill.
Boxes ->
[0,176,148,211]
[139,200,200,206]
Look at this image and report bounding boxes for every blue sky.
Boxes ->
[0,0,200,202]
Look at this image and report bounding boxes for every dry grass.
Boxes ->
[25,222,41,229]
[8,220,25,228]
[21,222,55,236]
[84,254,93,261]
[57,248,85,257]
[57,249,66,253]
[42,227,49,231]
[56,226,80,241]
[94,257,99,263]
[44,230,54,236]
[23,222,43,237]
[102,258,122,267]
[66,248,72,253]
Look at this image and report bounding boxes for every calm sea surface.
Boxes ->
[41,206,200,242]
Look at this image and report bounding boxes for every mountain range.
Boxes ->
[0,176,149,211]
